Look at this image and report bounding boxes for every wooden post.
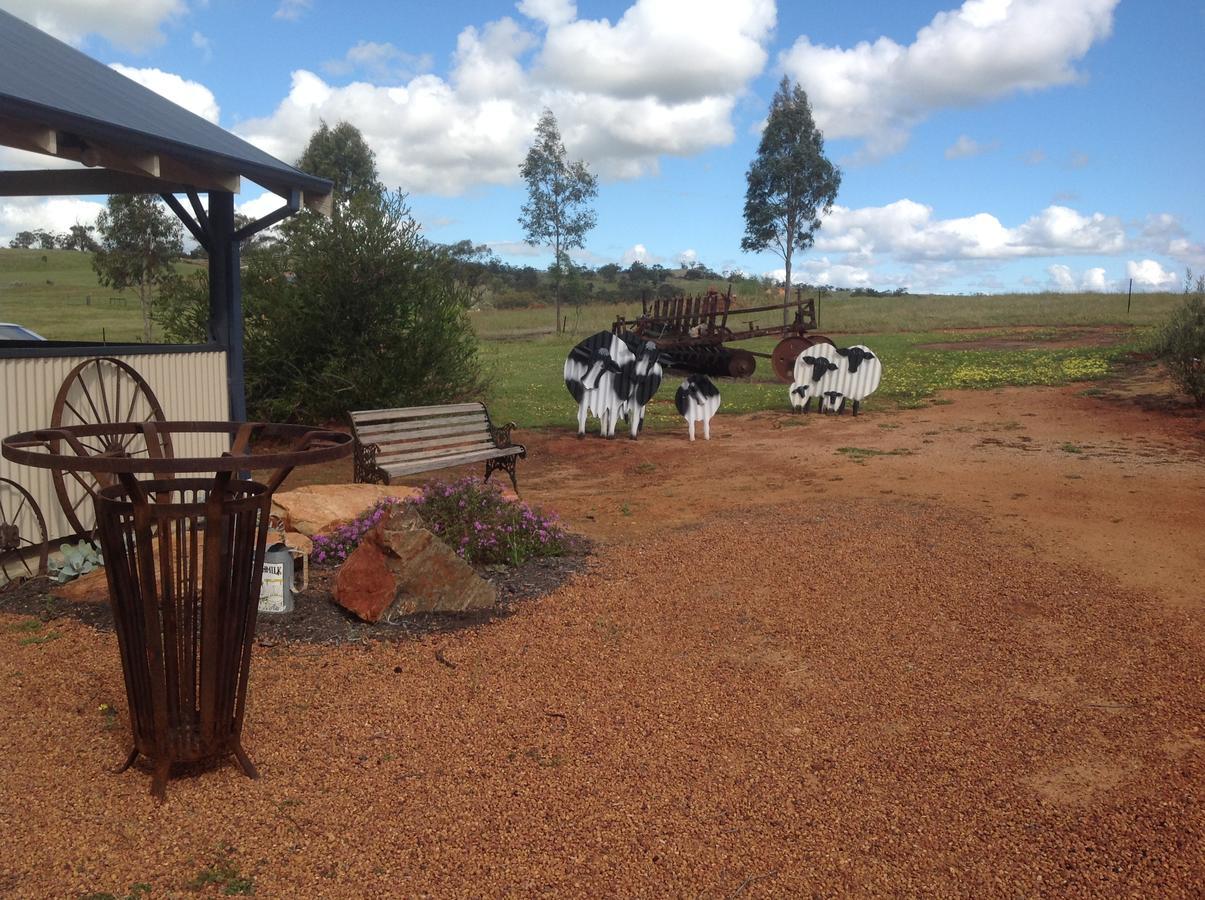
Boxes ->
[1127,278,1133,315]
[207,191,246,422]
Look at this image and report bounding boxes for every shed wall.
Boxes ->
[0,350,229,542]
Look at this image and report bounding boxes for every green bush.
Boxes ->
[155,192,483,421]
[1152,275,1205,406]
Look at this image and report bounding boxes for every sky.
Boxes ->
[1,0,1203,294]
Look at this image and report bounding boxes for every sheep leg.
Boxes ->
[703,413,711,441]
[687,414,696,441]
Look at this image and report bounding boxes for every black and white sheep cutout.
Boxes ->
[564,331,664,439]
[674,375,721,441]
[789,343,882,415]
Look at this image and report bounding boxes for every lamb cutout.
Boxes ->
[617,340,664,440]
[675,374,721,441]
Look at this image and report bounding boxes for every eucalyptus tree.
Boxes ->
[518,109,598,333]
[742,77,841,323]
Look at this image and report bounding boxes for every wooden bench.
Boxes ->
[348,402,527,492]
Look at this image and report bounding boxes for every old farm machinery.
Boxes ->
[610,286,833,383]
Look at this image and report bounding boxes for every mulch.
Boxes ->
[0,548,590,645]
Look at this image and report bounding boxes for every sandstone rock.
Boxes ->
[271,483,419,537]
[266,530,314,557]
[333,519,495,622]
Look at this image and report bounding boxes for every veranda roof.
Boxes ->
[0,8,331,209]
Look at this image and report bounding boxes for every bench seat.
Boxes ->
[349,402,526,491]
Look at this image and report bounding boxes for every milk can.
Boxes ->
[258,541,308,614]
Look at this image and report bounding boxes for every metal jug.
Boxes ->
[259,541,308,614]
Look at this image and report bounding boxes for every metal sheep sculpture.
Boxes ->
[790,343,882,415]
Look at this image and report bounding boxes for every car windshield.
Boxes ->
[0,324,42,340]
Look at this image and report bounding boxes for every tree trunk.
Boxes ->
[783,228,793,329]
[140,269,152,343]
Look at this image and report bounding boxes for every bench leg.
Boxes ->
[484,458,519,495]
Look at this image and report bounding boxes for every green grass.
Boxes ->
[4,249,1168,432]
[0,248,203,342]
[481,328,1146,429]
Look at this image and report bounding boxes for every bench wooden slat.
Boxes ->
[356,419,489,443]
[354,413,488,437]
[382,446,523,477]
[351,402,484,421]
[379,442,513,467]
[376,434,495,457]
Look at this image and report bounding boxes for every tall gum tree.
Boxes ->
[741,77,841,324]
[92,194,184,342]
[518,109,598,334]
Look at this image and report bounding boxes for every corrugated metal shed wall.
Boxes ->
[0,350,228,542]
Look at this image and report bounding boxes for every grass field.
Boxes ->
[0,249,202,342]
[1,248,1172,430]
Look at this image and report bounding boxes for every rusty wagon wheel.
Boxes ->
[50,357,173,536]
[0,477,49,583]
[770,336,811,383]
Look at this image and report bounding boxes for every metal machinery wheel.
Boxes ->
[50,357,172,536]
[0,477,49,583]
[770,334,837,383]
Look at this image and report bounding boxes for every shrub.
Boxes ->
[1152,273,1205,406]
[155,192,484,422]
[407,477,574,566]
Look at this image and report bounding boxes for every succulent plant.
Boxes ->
[49,540,104,583]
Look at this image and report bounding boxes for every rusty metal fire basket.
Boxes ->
[1,422,351,799]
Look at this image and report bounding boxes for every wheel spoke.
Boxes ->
[77,377,106,426]
[94,360,115,423]
[63,398,92,427]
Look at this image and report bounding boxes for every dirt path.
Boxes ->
[0,384,1201,897]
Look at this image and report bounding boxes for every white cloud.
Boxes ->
[1138,213,1205,271]
[109,64,221,123]
[1126,259,1177,290]
[1048,263,1111,291]
[815,200,1125,261]
[323,41,434,83]
[678,248,698,267]
[530,0,774,103]
[781,0,1118,159]
[0,197,105,245]
[191,31,212,63]
[944,134,997,159]
[1082,267,1109,291]
[237,0,775,195]
[770,259,871,288]
[273,0,312,22]
[622,243,657,265]
[1,0,186,50]
[516,0,577,28]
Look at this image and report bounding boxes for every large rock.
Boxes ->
[333,513,496,622]
[271,483,419,537]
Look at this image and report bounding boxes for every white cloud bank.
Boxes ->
[781,0,1119,159]
[815,201,1125,261]
[236,0,776,194]
[0,0,185,51]
[109,64,221,123]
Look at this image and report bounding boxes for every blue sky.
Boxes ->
[1,0,1202,293]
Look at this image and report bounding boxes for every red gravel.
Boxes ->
[0,384,1201,898]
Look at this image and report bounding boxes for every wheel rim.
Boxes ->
[771,337,811,383]
[0,477,48,583]
[50,357,172,536]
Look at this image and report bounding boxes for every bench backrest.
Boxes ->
[349,403,497,469]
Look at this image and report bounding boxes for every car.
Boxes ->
[0,323,45,340]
